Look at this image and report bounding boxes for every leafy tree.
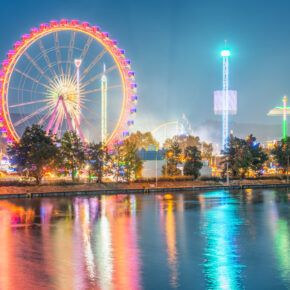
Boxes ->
[122,139,143,181]
[222,135,240,177]
[201,142,213,162]
[87,142,109,183]
[271,137,290,174]
[126,131,159,149]
[58,131,86,181]
[222,134,268,178]
[162,139,181,176]
[112,142,124,182]
[111,139,143,182]
[246,134,268,173]
[183,146,203,179]
[163,135,200,152]
[7,124,59,184]
[163,135,213,163]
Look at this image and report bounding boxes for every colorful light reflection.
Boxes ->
[200,191,244,289]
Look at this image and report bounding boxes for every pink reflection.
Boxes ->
[159,195,178,288]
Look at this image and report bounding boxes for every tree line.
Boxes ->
[162,133,290,179]
[7,125,143,184]
[6,124,290,184]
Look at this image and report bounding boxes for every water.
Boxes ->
[0,189,289,290]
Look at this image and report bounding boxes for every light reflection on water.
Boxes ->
[200,191,244,289]
[0,189,288,289]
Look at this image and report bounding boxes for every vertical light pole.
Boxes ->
[221,48,230,151]
[101,63,108,144]
[74,58,82,128]
[155,146,158,187]
[283,96,287,141]
[221,48,230,185]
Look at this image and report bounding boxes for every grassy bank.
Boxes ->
[0,177,288,197]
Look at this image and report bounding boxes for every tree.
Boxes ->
[58,131,86,181]
[126,131,159,149]
[111,142,124,182]
[111,139,143,182]
[201,142,213,162]
[162,139,181,176]
[163,135,213,163]
[246,134,268,174]
[163,135,200,152]
[222,135,241,178]
[222,134,268,178]
[271,137,290,175]
[87,142,109,183]
[183,146,203,179]
[7,124,59,184]
[122,139,143,181]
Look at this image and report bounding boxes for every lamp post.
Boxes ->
[155,149,158,187]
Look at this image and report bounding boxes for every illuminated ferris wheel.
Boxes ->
[0,19,137,147]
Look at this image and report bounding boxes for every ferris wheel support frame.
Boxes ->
[46,95,86,143]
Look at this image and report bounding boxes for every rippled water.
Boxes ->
[0,189,289,289]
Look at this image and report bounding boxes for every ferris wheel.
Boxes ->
[0,19,137,147]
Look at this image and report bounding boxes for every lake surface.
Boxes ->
[0,189,289,289]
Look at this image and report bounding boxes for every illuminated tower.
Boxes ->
[268,96,290,140]
[283,96,287,140]
[214,43,237,153]
[101,64,108,144]
[74,58,82,127]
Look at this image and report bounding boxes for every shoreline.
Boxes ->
[0,182,289,199]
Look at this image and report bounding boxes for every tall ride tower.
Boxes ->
[268,96,290,140]
[101,64,108,144]
[74,58,82,127]
[214,43,237,152]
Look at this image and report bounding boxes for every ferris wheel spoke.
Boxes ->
[79,103,100,118]
[54,32,62,76]
[78,110,101,138]
[82,84,121,95]
[38,39,58,79]
[66,31,76,76]
[14,68,51,90]
[24,51,52,83]
[9,87,47,95]
[80,64,117,89]
[80,37,93,61]
[80,48,107,82]
[78,103,116,127]
[38,108,55,126]
[72,37,93,77]
[81,98,98,104]
[14,104,53,127]
[9,99,49,108]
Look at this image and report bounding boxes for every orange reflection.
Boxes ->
[0,208,13,290]
[109,195,142,289]
[165,199,178,288]
[0,201,36,289]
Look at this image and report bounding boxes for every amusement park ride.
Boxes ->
[0,19,138,148]
[214,42,237,153]
[268,96,290,141]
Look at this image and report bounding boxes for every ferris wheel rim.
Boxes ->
[0,19,137,148]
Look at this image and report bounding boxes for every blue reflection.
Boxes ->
[200,191,245,289]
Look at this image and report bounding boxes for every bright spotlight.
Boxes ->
[221,50,231,57]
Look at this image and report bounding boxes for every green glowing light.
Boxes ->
[283,119,287,141]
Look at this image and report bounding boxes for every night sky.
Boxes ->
[1,0,290,143]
